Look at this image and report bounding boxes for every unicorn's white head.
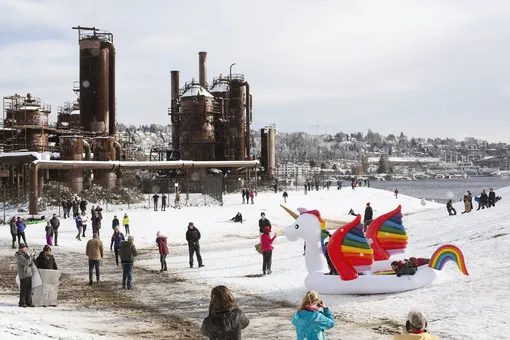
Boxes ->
[284,208,328,273]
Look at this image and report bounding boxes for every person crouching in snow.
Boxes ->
[292,290,335,339]
[156,231,168,272]
[393,310,439,340]
[201,285,249,339]
[261,226,276,275]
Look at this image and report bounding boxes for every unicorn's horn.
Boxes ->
[280,204,298,219]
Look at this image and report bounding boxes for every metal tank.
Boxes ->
[59,136,84,192]
[92,136,117,189]
[75,26,115,135]
[209,75,230,161]
[229,78,246,160]
[260,126,276,179]
[26,130,49,152]
[179,82,216,161]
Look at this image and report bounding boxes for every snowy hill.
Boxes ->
[0,186,508,339]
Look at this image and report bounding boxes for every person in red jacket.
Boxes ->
[156,231,169,273]
[261,226,277,275]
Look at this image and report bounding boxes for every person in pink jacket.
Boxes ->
[261,226,276,275]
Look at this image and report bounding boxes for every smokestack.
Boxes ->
[199,51,207,88]
[171,70,180,151]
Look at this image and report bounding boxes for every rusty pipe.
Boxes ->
[243,81,250,159]
[199,51,207,88]
[113,141,122,161]
[28,160,259,214]
[101,41,116,136]
[83,140,91,160]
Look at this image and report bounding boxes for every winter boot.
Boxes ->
[12,241,16,249]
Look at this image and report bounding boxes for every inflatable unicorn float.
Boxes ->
[282,205,469,295]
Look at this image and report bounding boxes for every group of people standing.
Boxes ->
[241,188,255,204]
[152,191,182,211]
[61,197,88,219]
[447,188,499,215]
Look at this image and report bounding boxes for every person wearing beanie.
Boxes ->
[393,310,439,340]
[15,243,36,307]
[156,231,169,272]
[86,233,104,285]
[35,245,58,270]
[260,226,277,275]
[110,227,125,266]
[119,235,138,289]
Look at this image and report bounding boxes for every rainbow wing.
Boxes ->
[366,205,408,261]
[429,244,469,276]
[328,215,374,281]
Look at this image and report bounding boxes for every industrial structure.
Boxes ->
[0,26,267,209]
[169,52,252,162]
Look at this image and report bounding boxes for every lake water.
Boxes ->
[369,177,510,203]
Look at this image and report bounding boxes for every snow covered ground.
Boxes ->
[0,186,507,339]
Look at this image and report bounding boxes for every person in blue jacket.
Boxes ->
[292,290,335,340]
[110,227,125,266]
[16,217,28,247]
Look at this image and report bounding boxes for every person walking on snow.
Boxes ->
[446,199,456,216]
[16,217,28,248]
[92,212,102,238]
[49,214,60,246]
[186,222,204,268]
[75,215,83,240]
[394,188,399,199]
[156,231,169,272]
[110,227,125,266]
[81,216,88,238]
[10,217,17,249]
[153,193,160,211]
[259,213,271,236]
[15,243,36,307]
[244,189,250,205]
[261,226,277,275]
[123,213,130,235]
[44,221,54,246]
[120,235,138,289]
[175,191,182,209]
[112,215,120,230]
[86,233,104,285]
[283,191,288,203]
[79,199,87,216]
[242,188,246,204]
[250,189,255,204]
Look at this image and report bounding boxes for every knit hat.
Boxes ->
[407,310,427,330]
[19,243,26,249]
[128,235,134,241]
[264,226,271,233]
[43,245,51,252]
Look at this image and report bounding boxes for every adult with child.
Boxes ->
[15,243,36,307]
[200,285,249,340]
[393,310,439,340]
[292,290,335,339]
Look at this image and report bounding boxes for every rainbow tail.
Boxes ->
[428,244,469,276]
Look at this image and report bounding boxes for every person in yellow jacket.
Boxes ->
[122,213,130,236]
[393,310,439,340]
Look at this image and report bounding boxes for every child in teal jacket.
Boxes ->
[291,291,335,339]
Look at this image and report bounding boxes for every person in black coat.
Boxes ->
[201,285,249,340]
[35,245,58,270]
[478,190,489,210]
[363,202,373,232]
[446,199,456,215]
[258,213,271,235]
[153,194,160,211]
[241,189,246,204]
[161,194,167,211]
[488,188,496,208]
[112,215,120,230]
[186,222,203,268]
[79,199,87,215]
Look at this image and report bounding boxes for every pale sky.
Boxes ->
[1,0,509,143]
